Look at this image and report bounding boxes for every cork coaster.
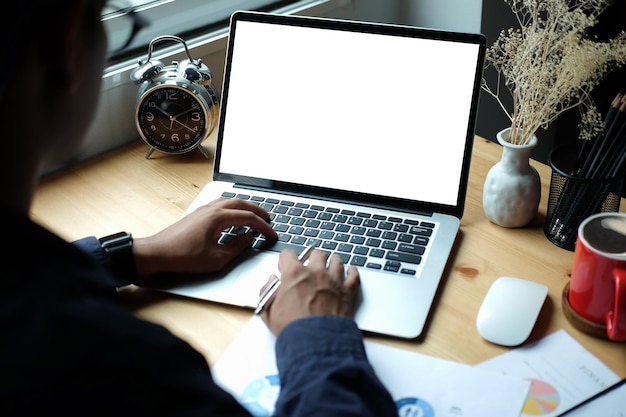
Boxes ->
[562,282,609,340]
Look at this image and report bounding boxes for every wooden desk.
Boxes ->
[32,136,626,377]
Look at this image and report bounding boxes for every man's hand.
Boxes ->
[132,198,277,279]
[259,248,360,336]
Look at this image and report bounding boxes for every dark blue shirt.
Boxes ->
[0,209,396,416]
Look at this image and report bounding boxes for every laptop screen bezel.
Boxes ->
[213,10,486,218]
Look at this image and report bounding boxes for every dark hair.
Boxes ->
[0,2,75,97]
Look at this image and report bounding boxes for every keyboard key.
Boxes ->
[398,234,413,243]
[382,231,397,240]
[288,226,304,235]
[335,233,350,242]
[305,219,321,228]
[332,214,348,223]
[398,243,426,255]
[275,214,290,223]
[337,243,354,253]
[386,251,422,265]
[322,241,338,251]
[366,238,382,247]
[350,236,365,245]
[303,210,318,218]
[350,256,367,266]
[320,221,335,230]
[384,261,401,272]
[335,252,351,263]
[378,221,393,230]
[351,226,366,235]
[382,240,397,250]
[354,246,369,255]
[290,217,305,226]
[363,219,378,228]
[318,212,333,221]
[319,230,335,240]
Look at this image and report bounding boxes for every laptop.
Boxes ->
[147,11,486,339]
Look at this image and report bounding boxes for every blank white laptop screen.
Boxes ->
[218,20,482,207]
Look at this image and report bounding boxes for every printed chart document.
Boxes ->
[477,329,620,417]
[211,316,529,417]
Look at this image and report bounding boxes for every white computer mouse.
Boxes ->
[476,276,548,346]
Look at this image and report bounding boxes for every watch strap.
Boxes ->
[98,232,138,283]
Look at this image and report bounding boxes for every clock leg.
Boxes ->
[145,147,155,159]
[198,145,211,160]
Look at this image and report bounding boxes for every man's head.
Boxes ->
[0,0,108,177]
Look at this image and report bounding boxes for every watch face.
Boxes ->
[136,85,208,153]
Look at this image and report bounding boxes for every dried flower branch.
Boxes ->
[481,0,626,145]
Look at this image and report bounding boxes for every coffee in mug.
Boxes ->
[567,212,626,341]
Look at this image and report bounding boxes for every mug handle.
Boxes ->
[607,267,626,341]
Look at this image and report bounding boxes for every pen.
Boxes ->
[254,245,316,315]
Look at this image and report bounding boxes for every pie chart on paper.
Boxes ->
[522,378,561,415]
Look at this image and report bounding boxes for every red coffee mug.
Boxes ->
[568,212,626,341]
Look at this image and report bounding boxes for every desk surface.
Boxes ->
[32,136,626,377]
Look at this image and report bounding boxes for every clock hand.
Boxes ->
[152,105,173,118]
[170,106,201,121]
[171,118,200,133]
[148,105,176,129]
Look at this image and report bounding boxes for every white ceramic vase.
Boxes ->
[482,128,541,228]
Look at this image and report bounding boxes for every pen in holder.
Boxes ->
[544,143,623,251]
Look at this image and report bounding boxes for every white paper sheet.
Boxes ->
[211,316,529,417]
[477,329,620,417]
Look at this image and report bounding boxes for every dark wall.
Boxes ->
[477,0,626,166]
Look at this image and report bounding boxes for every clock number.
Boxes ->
[146,112,155,122]
[166,90,178,101]
[191,111,201,122]
[171,133,180,142]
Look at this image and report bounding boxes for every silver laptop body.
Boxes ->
[147,11,486,339]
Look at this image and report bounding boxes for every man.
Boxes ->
[0,1,397,416]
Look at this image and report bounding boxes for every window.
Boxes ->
[72,0,353,168]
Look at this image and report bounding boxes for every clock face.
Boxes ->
[135,85,208,153]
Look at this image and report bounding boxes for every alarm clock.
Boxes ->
[131,35,219,159]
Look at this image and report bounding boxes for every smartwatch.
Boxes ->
[98,232,138,283]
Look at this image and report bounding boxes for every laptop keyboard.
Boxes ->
[218,192,437,276]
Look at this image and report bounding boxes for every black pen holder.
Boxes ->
[544,144,623,251]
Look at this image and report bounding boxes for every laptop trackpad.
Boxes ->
[148,251,279,308]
